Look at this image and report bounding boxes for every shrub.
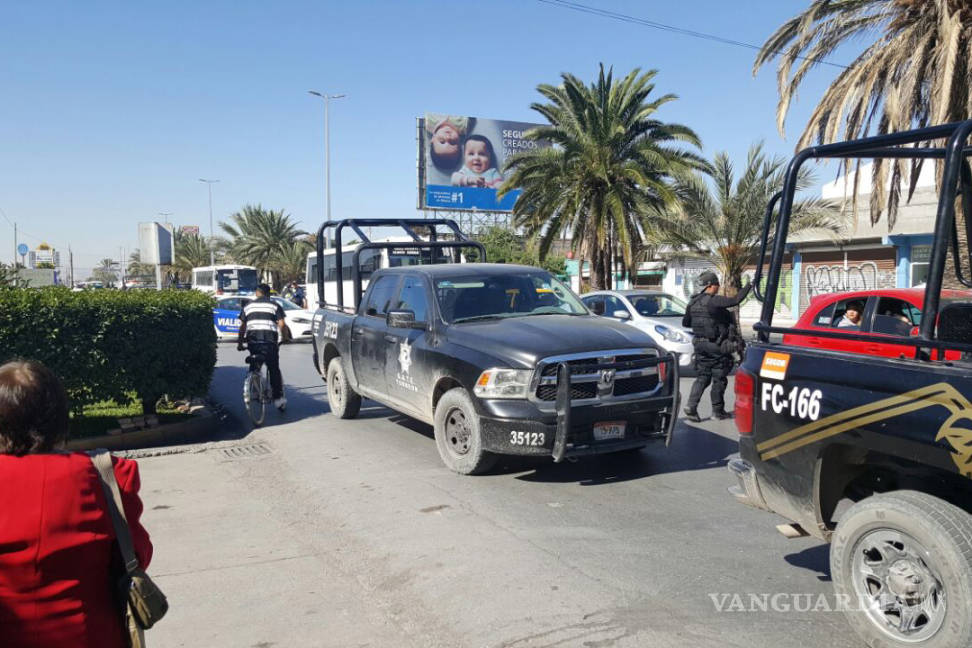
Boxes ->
[0,287,216,413]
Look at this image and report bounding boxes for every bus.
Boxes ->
[305,239,452,310]
[191,265,259,295]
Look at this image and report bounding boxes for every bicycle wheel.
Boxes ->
[245,371,266,426]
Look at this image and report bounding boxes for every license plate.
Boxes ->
[593,421,626,441]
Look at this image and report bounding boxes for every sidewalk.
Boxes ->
[135,441,443,648]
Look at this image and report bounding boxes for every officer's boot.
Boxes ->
[712,408,733,420]
[683,407,702,423]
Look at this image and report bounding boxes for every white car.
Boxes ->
[213,295,315,343]
[581,290,695,367]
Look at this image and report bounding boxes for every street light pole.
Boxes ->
[198,179,219,266]
[308,90,346,248]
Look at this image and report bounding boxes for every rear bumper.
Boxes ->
[727,456,769,511]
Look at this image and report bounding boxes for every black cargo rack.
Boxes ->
[314,218,486,311]
[754,120,972,359]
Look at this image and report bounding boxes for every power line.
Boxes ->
[536,0,847,70]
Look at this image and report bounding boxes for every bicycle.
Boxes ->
[242,348,272,426]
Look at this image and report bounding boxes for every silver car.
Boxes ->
[581,290,695,367]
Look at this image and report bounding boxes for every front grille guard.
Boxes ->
[551,352,681,462]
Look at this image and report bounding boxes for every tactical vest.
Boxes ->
[688,293,719,341]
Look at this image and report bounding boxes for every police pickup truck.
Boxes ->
[310,219,680,474]
[729,122,972,648]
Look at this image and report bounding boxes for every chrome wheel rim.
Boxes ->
[444,407,471,456]
[851,528,946,642]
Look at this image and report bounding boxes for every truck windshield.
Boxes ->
[436,271,587,323]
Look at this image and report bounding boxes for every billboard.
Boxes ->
[419,113,549,212]
[180,225,200,236]
[138,222,174,265]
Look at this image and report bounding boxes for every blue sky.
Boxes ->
[0,1,845,275]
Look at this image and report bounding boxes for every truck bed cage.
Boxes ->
[314,218,486,311]
[755,120,972,358]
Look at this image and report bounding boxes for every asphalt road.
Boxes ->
[144,342,861,648]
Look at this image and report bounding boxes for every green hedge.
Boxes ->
[0,287,217,413]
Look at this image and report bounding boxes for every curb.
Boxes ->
[65,408,220,452]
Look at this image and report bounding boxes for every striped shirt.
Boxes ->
[239,297,285,344]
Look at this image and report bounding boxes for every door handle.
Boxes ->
[384,335,398,343]
[865,344,880,354]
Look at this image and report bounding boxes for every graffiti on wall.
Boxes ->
[740,268,793,320]
[801,261,895,309]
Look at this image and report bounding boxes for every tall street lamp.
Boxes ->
[198,179,219,266]
[308,90,346,247]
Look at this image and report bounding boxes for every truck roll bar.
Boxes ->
[755,119,972,347]
[314,218,487,311]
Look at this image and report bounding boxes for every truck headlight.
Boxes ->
[654,324,689,344]
[474,368,533,399]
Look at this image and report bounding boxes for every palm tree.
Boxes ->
[646,144,844,295]
[220,205,306,288]
[275,239,314,285]
[92,258,119,287]
[126,250,155,281]
[499,64,708,289]
[171,231,212,281]
[754,0,972,232]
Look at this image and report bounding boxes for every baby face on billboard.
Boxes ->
[463,138,492,173]
[431,123,461,165]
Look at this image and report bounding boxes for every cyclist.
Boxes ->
[237,283,287,410]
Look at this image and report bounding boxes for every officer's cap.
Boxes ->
[698,271,720,287]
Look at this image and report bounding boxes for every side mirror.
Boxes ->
[612,310,631,320]
[387,310,423,329]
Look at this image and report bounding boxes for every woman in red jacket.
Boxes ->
[0,360,153,648]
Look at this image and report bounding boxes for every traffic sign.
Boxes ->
[17,243,28,256]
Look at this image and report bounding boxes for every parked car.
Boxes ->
[581,290,694,367]
[213,295,314,342]
[783,288,972,360]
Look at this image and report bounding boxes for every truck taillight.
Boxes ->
[734,368,755,436]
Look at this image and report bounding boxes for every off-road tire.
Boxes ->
[433,388,496,475]
[326,357,361,419]
[831,490,972,648]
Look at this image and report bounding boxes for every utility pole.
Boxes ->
[12,221,17,287]
[198,179,219,266]
[69,247,74,288]
[308,90,347,248]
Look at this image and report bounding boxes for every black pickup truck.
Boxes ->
[310,220,680,475]
[729,122,972,648]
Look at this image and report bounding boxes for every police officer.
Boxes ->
[681,271,751,422]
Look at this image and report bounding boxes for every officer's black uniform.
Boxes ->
[682,273,751,420]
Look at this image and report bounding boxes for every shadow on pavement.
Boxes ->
[784,544,832,582]
[512,423,739,486]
